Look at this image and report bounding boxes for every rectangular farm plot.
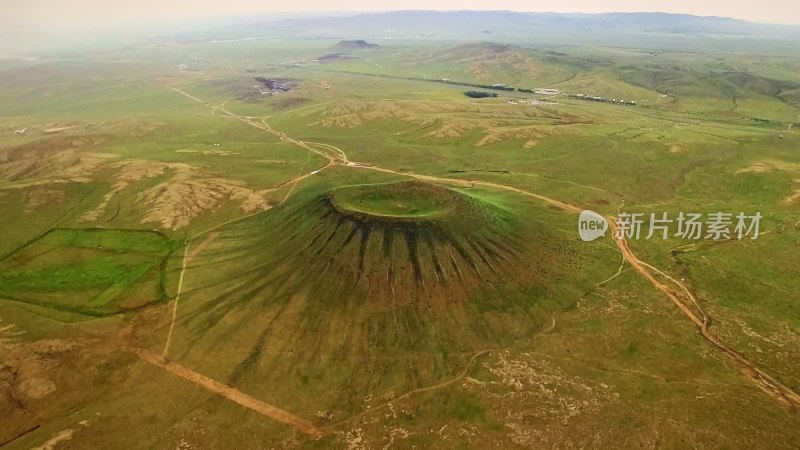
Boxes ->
[0,228,178,317]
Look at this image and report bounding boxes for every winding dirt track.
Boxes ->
[610,219,800,409]
[145,88,799,435]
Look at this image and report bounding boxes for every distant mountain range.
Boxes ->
[258,10,800,52]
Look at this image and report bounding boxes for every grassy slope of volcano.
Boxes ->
[167,177,617,420]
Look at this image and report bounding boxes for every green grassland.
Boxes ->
[1,29,800,450]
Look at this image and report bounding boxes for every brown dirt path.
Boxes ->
[121,328,324,438]
[608,218,800,409]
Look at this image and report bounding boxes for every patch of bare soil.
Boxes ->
[312,100,583,146]
[339,427,365,450]
[43,126,73,134]
[2,336,86,401]
[81,160,270,229]
[0,317,25,347]
[736,161,775,174]
[30,429,75,450]
[17,378,56,400]
[202,150,238,156]
[0,146,117,185]
[0,317,104,446]
[137,175,264,229]
[423,119,481,138]
[9,119,161,141]
[175,149,239,156]
[523,139,540,148]
[735,158,800,175]
[784,180,800,205]
[426,43,542,82]
[312,101,409,128]
[29,420,91,450]
[80,159,171,222]
[23,188,66,213]
[735,159,800,205]
[476,125,578,147]
[480,353,618,448]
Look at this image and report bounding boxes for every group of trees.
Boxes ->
[463,90,498,98]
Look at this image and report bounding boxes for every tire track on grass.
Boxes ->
[330,349,495,429]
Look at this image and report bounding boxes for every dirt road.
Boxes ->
[608,218,800,408]
[172,88,341,164]
[121,329,324,437]
[351,164,584,213]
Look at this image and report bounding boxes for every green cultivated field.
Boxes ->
[0,229,179,318]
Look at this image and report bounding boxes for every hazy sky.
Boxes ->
[4,0,800,32]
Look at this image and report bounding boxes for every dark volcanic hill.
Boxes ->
[333,39,379,51]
